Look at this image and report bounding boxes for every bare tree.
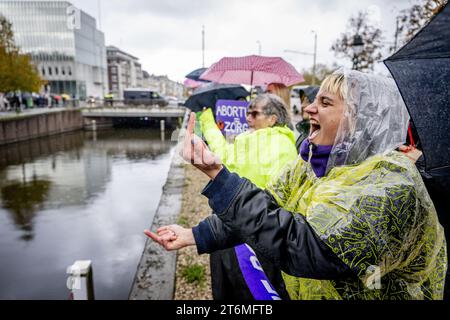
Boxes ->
[393,0,448,51]
[331,11,384,72]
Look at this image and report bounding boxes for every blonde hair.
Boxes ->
[320,73,347,100]
[267,83,291,117]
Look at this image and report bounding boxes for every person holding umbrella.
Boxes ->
[266,83,291,114]
[146,69,447,300]
[198,93,298,300]
[295,86,320,152]
[198,55,304,132]
[265,83,296,132]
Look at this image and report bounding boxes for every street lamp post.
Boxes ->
[351,34,364,70]
[311,30,317,86]
[202,25,205,68]
[284,31,318,85]
[257,40,262,55]
[97,0,102,30]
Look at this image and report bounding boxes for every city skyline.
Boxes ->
[64,0,413,81]
[1,0,416,82]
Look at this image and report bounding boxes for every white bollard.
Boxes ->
[161,120,166,141]
[92,120,97,132]
[66,260,95,300]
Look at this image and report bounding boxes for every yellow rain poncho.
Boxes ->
[199,108,298,188]
[267,70,447,300]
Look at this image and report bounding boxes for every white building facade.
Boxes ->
[0,1,107,100]
[145,74,184,100]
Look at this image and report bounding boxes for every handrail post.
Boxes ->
[67,260,95,300]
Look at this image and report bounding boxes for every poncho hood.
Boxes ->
[326,70,410,174]
[267,71,447,300]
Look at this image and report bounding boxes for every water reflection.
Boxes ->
[0,128,175,299]
[1,177,51,241]
[0,131,112,214]
[0,132,85,169]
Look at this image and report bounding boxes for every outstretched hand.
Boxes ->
[182,112,223,179]
[144,225,196,251]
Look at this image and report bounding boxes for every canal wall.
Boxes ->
[0,109,84,146]
[129,113,188,300]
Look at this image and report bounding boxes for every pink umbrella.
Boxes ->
[183,78,206,89]
[199,55,305,87]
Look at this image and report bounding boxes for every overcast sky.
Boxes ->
[55,0,416,81]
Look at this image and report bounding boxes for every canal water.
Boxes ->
[0,128,176,299]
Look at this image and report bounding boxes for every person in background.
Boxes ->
[266,83,291,113]
[266,83,293,130]
[0,92,5,111]
[10,92,21,113]
[295,86,320,152]
[197,93,298,300]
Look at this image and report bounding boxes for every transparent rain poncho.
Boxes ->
[268,70,447,300]
[327,69,411,172]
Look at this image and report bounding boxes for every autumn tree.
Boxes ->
[393,0,448,51]
[331,11,384,72]
[0,14,43,93]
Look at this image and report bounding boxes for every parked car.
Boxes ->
[124,88,168,107]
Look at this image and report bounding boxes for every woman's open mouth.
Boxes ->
[309,120,321,140]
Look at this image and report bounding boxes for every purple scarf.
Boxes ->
[300,139,333,178]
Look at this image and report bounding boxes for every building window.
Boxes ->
[62,67,66,75]
[48,67,52,76]
[42,67,46,76]
[55,67,59,75]
[68,67,72,76]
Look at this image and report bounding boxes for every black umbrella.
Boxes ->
[185,68,210,82]
[384,3,450,172]
[184,83,249,113]
[299,86,320,103]
[385,3,450,300]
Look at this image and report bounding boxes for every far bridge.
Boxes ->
[81,105,188,129]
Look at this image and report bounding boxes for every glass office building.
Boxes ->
[0,1,107,99]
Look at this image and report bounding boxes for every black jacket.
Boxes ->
[192,167,354,281]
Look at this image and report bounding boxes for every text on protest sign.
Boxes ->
[215,100,249,136]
